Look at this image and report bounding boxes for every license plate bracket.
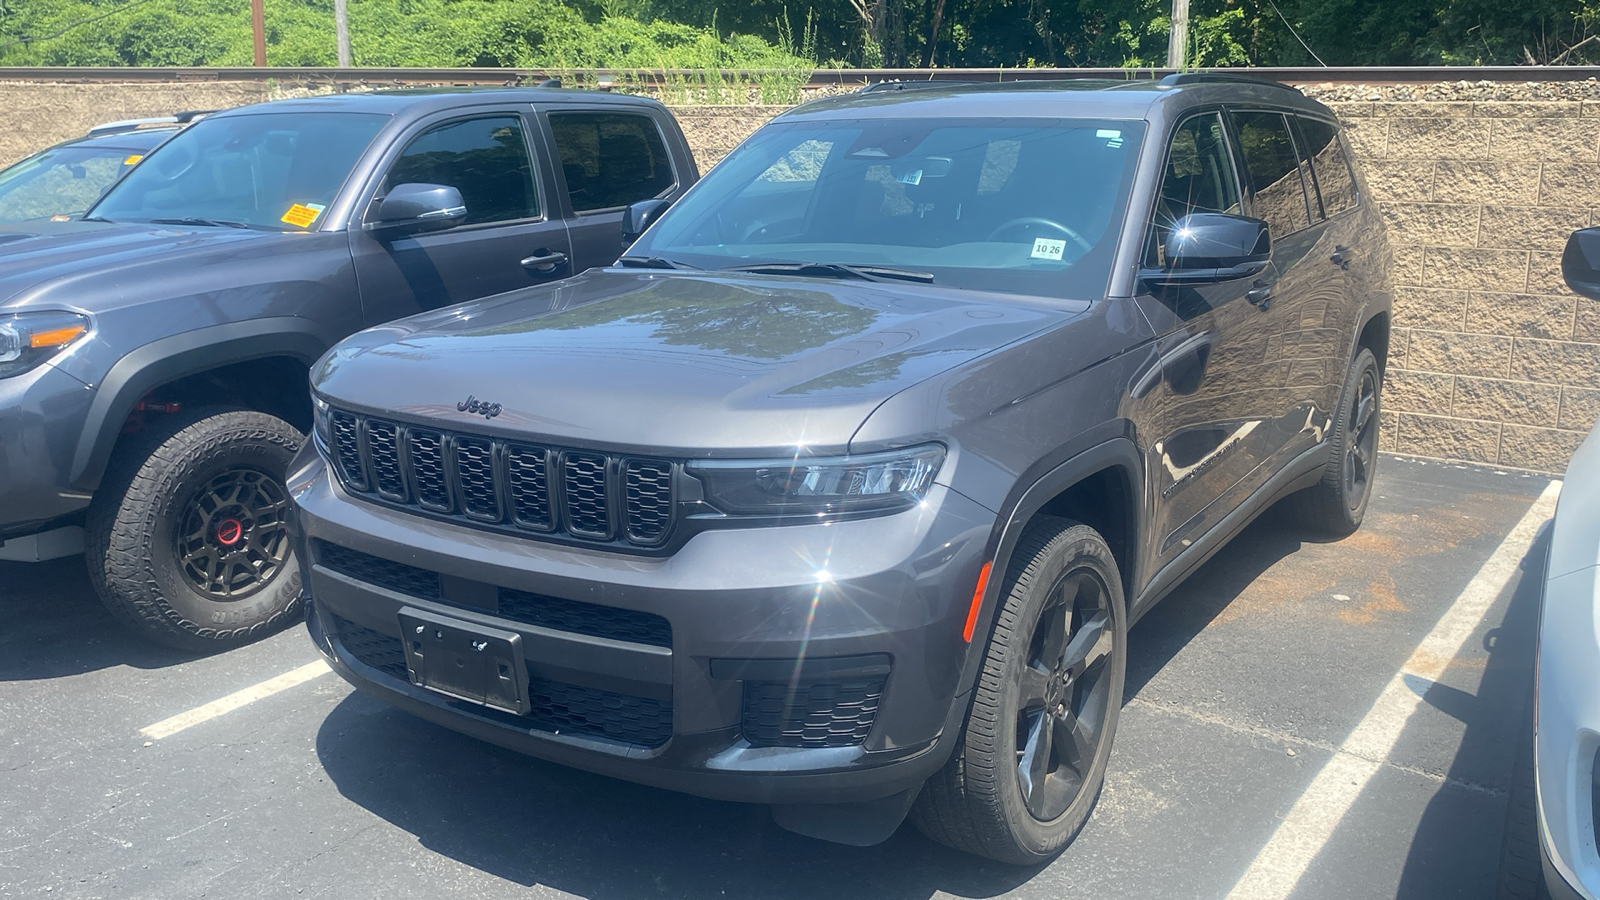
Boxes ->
[398,608,529,715]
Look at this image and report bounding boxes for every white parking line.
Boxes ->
[139,660,332,740]
[1226,478,1562,900]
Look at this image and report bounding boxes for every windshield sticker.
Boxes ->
[50,214,71,222]
[122,154,144,166]
[280,203,325,229]
[1031,237,1066,261]
[1096,129,1124,149]
[896,169,923,186]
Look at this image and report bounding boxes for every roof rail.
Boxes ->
[1158,72,1303,93]
[858,80,982,93]
[86,110,212,136]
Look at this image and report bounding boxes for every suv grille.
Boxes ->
[322,406,677,548]
[329,614,673,747]
[741,678,886,749]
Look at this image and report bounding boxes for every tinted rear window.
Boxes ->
[549,113,675,212]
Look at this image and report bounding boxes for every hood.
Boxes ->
[0,221,278,312]
[314,269,1081,455]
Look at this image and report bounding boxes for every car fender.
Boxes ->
[952,432,1145,703]
[69,317,328,491]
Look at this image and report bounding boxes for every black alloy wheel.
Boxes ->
[176,467,292,599]
[911,519,1127,865]
[1343,364,1379,514]
[1015,569,1117,821]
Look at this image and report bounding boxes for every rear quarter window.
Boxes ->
[549,112,676,212]
[1298,116,1359,217]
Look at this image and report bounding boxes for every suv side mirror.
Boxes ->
[365,183,467,234]
[1165,213,1271,271]
[1562,227,1600,300]
[622,198,671,246]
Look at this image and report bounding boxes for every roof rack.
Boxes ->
[86,109,213,136]
[1158,72,1303,93]
[858,80,982,94]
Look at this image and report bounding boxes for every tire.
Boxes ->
[911,518,1127,865]
[1291,346,1381,537]
[1496,693,1553,900]
[85,406,305,652]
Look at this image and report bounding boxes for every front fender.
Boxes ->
[69,317,329,491]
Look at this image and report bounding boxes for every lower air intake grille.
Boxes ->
[331,616,409,679]
[499,588,672,648]
[741,678,886,748]
[315,541,441,600]
[328,614,672,748]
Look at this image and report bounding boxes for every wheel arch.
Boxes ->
[71,318,328,492]
[955,437,1144,701]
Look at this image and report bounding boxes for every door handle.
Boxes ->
[1247,280,1273,310]
[521,250,568,272]
[1330,245,1351,269]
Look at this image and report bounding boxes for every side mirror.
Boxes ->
[1165,212,1271,271]
[365,183,467,234]
[622,198,671,246]
[1562,227,1600,300]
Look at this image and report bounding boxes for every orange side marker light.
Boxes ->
[29,325,86,349]
[962,561,993,643]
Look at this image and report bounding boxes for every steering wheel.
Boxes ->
[986,216,1092,254]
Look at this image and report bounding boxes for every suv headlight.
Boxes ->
[0,312,91,378]
[687,444,945,517]
[311,394,332,449]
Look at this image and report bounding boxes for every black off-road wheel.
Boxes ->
[911,518,1127,865]
[1292,346,1381,537]
[86,406,305,652]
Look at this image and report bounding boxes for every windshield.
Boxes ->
[0,144,150,222]
[91,112,388,231]
[631,117,1145,298]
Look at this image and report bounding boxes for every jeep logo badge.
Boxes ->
[456,395,502,419]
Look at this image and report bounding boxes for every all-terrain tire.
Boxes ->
[1291,346,1382,537]
[85,406,305,652]
[911,518,1127,865]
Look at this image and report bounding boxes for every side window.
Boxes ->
[388,116,538,226]
[1297,116,1357,218]
[1232,111,1311,236]
[549,113,675,212]
[1147,112,1242,266]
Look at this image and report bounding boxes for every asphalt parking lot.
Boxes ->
[0,455,1560,899]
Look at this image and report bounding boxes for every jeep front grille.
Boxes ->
[321,406,677,549]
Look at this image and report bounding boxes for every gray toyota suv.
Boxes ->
[290,75,1392,864]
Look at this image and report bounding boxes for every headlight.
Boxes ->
[688,444,945,517]
[311,394,332,449]
[0,311,91,378]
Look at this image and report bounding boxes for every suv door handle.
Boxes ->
[1330,245,1351,269]
[521,250,568,272]
[1246,280,1273,310]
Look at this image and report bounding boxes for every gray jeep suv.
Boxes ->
[289,75,1392,864]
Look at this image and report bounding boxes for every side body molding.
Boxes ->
[70,317,330,491]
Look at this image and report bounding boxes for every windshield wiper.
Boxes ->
[148,217,252,229]
[78,215,113,223]
[617,255,700,270]
[727,262,935,284]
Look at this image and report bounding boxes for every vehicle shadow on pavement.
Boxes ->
[0,558,199,679]
[1392,527,1548,898]
[314,695,1037,899]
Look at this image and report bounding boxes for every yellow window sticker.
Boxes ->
[280,203,325,229]
[50,214,72,222]
[123,154,144,166]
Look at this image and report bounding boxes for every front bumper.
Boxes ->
[0,361,95,540]
[289,450,995,805]
[1537,563,1600,900]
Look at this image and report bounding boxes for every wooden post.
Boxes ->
[1167,0,1189,69]
[251,0,266,67]
[334,0,351,67]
